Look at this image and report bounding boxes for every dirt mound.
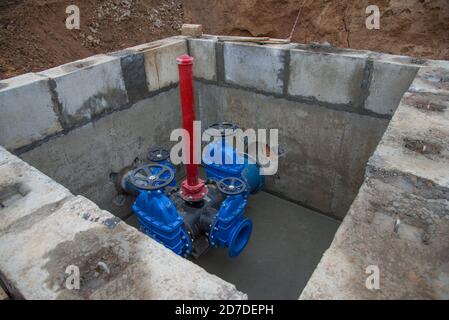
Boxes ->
[1,0,448,80]
[183,0,449,60]
[0,0,183,79]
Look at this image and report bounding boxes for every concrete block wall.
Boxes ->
[188,37,217,81]
[0,36,423,221]
[21,90,182,219]
[223,42,287,94]
[187,38,420,218]
[0,146,246,299]
[39,54,129,127]
[188,38,420,117]
[0,73,63,150]
[128,37,188,92]
[364,60,419,116]
[288,50,366,106]
[0,36,187,153]
[1,35,447,299]
[0,36,187,217]
[300,65,449,299]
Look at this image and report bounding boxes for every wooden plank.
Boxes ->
[217,36,270,43]
[217,35,290,45]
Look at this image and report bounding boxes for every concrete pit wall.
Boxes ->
[300,66,449,299]
[189,37,419,218]
[1,37,188,219]
[0,36,249,299]
[0,146,246,299]
[1,35,448,299]
[0,36,419,221]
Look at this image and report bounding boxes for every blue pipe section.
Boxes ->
[203,138,264,193]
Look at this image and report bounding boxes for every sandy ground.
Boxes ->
[184,0,449,60]
[1,0,448,80]
[0,0,183,79]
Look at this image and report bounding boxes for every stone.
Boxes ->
[181,24,203,37]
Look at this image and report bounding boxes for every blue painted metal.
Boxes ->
[128,140,256,258]
[150,159,177,188]
[132,190,191,256]
[209,194,252,257]
[130,175,252,257]
[203,138,264,193]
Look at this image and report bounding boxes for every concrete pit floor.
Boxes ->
[124,190,340,299]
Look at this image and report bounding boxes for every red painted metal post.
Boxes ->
[177,54,207,201]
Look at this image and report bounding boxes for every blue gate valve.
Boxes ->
[130,164,191,256]
[203,122,264,194]
[210,177,253,257]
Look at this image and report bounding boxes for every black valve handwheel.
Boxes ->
[206,122,238,137]
[129,163,175,190]
[217,177,247,195]
[147,147,170,162]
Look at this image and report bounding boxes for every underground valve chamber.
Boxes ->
[124,54,260,259]
[129,163,253,258]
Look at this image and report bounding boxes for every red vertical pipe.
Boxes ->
[177,54,199,187]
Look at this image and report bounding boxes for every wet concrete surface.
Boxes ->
[194,192,339,299]
[124,191,340,299]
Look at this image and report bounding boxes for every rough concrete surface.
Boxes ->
[21,89,182,219]
[0,146,247,300]
[195,83,388,218]
[119,52,149,104]
[39,54,128,127]
[135,38,187,92]
[196,191,339,299]
[301,66,449,299]
[0,73,63,150]
[364,60,419,116]
[288,50,366,106]
[189,37,217,81]
[1,35,448,300]
[223,42,286,94]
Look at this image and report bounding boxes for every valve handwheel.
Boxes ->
[147,147,170,162]
[217,177,247,196]
[207,122,237,137]
[129,164,175,190]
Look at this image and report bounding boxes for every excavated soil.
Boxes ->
[184,0,449,60]
[1,0,448,79]
[0,0,183,79]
